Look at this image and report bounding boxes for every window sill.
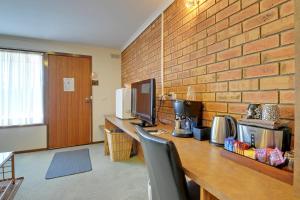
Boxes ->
[0,124,46,129]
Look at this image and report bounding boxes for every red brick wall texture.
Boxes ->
[121,0,295,133]
[122,17,162,95]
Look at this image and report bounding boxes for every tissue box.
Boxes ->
[192,127,211,141]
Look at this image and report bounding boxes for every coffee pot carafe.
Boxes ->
[210,115,237,146]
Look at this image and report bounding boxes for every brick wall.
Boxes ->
[121,0,295,133]
[121,17,162,95]
[162,0,295,130]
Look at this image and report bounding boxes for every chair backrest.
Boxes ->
[136,126,189,200]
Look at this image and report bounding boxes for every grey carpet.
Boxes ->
[45,148,92,179]
[15,144,148,200]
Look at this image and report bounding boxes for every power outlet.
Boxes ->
[159,93,177,100]
[168,92,177,100]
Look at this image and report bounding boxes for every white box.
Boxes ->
[115,88,134,119]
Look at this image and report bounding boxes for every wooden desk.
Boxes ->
[105,115,296,200]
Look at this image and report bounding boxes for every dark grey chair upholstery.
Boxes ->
[136,126,200,200]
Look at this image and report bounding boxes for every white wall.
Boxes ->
[0,35,121,152]
[0,126,47,152]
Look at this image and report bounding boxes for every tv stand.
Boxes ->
[130,120,156,128]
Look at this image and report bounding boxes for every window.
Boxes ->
[0,49,44,127]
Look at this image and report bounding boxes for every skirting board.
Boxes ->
[16,141,103,154]
[15,148,47,154]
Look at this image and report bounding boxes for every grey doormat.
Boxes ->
[45,148,92,179]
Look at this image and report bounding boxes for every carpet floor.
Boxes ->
[14,144,148,200]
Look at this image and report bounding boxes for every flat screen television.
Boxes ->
[131,79,156,127]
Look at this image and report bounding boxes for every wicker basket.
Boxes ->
[106,129,133,161]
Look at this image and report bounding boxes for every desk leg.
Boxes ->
[136,142,144,161]
[105,119,116,131]
[104,119,117,155]
[131,139,144,161]
[200,188,218,200]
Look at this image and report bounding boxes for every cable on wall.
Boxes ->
[160,12,164,96]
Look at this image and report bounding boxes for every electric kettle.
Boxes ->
[210,115,237,146]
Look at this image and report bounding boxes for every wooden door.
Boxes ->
[47,54,92,148]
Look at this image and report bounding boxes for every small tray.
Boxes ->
[221,149,293,185]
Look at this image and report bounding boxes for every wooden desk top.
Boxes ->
[105,115,296,200]
[0,152,13,167]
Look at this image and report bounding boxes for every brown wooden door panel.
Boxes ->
[48,55,92,149]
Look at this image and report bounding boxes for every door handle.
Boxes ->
[85,96,92,103]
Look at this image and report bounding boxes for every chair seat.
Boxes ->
[187,180,200,200]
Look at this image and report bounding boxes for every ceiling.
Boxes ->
[0,0,171,49]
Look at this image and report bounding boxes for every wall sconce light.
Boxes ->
[91,72,98,80]
[185,0,201,9]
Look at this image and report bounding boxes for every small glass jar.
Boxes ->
[284,150,294,171]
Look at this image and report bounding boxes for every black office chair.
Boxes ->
[136,126,200,200]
